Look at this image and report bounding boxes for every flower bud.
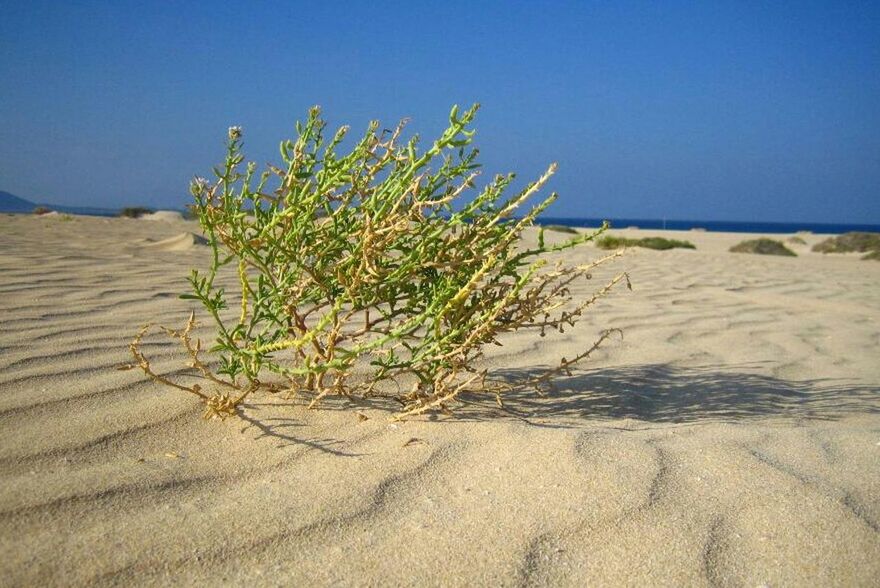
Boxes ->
[190,176,209,196]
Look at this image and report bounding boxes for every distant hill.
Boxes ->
[0,190,122,217]
[0,191,38,212]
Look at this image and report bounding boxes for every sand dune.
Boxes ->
[141,210,185,222]
[140,231,209,252]
[0,215,878,586]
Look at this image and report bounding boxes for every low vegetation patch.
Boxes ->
[119,206,155,218]
[812,232,880,254]
[786,236,806,245]
[32,206,52,215]
[730,238,796,256]
[541,224,579,234]
[862,250,880,261]
[596,235,696,251]
[124,105,630,420]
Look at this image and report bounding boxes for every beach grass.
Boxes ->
[596,235,696,251]
[541,224,580,234]
[119,206,155,219]
[730,238,797,256]
[813,232,880,254]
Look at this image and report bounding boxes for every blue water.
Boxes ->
[19,204,879,235]
[536,217,880,235]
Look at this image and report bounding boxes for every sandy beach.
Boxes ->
[1,213,878,586]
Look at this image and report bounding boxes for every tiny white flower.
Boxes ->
[228,125,243,141]
[190,176,210,196]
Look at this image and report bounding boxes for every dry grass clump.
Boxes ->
[862,250,880,261]
[541,224,580,234]
[730,238,796,257]
[812,232,880,255]
[119,206,155,218]
[786,236,807,245]
[124,105,629,420]
[597,235,695,251]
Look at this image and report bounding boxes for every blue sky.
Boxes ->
[1,1,878,223]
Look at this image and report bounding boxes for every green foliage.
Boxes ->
[596,235,696,251]
[730,238,796,256]
[541,224,579,234]
[127,105,629,420]
[119,206,155,218]
[32,206,52,215]
[862,250,880,261]
[812,232,880,254]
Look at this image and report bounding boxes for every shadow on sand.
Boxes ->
[235,403,369,455]
[451,362,879,426]
[234,362,879,444]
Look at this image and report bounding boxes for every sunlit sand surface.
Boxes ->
[1,214,878,586]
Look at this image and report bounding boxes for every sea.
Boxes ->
[536,217,880,235]
[17,204,878,235]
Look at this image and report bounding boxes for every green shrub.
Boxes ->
[812,232,880,254]
[637,237,696,250]
[119,206,155,218]
[730,238,796,256]
[125,105,629,420]
[32,206,52,215]
[862,250,880,261]
[541,224,579,234]
[596,235,696,251]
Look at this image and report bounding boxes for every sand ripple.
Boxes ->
[1,216,878,586]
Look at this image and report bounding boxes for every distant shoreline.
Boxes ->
[536,216,880,235]
[4,207,878,236]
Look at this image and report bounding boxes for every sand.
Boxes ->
[0,214,878,586]
[140,210,185,222]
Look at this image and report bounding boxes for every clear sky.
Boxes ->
[2,1,878,223]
